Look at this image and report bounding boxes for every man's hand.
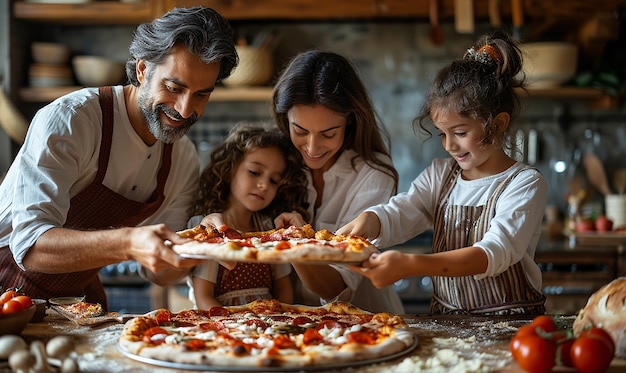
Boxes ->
[128,224,201,274]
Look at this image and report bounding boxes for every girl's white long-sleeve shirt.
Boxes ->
[368,158,548,292]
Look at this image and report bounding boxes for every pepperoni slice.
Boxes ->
[292,316,314,325]
[222,227,244,239]
[142,326,169,343]
[260,232,284,242]
[199,321,226,332]
[303,328,325,345]
[243,318,268,330]
[347,330,377,345]
[315,319,343,331]
[209,306,229,317]
[274,241,292,251]
[273,334,297,349]
[154,309,172,324]
[203,237,226,243]
[184,339,207,351]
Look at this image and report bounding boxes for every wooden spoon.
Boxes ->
[613,168,626,195]
[582,153,611,196]
[429,0,443,46]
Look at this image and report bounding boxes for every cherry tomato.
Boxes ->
[510,324,538,360]
[571,327,615,373]
[530,315,558,333]
[12,295,33,309]
[557,337,575,367]
[515,334,557,373]
[0,290,18,305]
[2,299,25,314]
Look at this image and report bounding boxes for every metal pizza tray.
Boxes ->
[117,336,418,372]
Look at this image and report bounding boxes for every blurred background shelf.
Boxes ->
[18,86,274,102]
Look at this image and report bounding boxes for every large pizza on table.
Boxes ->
[171,224,377,264]
[118,300,416,369]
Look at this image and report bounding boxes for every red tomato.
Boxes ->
[571,327,615,373]
[557,337,575,367]
[515,334,557,373]
[0,290,18,305]
[2,299,25,314]
[595,215,613,232]
[530,315,558,333]
[12,295,33,309]
[510,324,538,360]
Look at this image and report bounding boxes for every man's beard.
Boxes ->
[138,91,197,144]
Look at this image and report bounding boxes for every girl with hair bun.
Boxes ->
[338,31,548,316]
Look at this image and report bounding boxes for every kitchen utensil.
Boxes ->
[511,0,523,40]
[583,152,611,196]
[605,194,626,229]
[613,168,626,194]
[429,0,443,46]
[454,0,474,34]
[0,86,29,144]
[488,0,502,28]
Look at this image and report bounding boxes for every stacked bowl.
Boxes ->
[29,42,73,87]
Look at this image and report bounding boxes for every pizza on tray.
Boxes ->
[118,299,416,369]
[172,224,377,264]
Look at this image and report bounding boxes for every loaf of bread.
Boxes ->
[573,277,626,358]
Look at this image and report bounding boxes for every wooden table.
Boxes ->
[11,310,626,372]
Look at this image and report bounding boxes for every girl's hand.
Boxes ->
[274,211,306,228]
[199,213,237,270]
[200,213,228,232]
[335,211,381,240]
[347,250,407,288]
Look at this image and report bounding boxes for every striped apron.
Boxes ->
[429,162,546,315]
[0,86,173,310]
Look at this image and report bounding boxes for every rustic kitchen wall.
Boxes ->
[26,21,626,217]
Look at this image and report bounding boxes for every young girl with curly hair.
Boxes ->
[188,122,309,308]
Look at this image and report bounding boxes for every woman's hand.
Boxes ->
[335,211,381,240]
[274,211,306,228]
[347,250,408,288]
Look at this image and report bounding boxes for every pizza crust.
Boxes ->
[172,237,377,263]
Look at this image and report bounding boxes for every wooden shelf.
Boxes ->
[18,86,273,103]
[13,1,158,25]
[517,87,620,109]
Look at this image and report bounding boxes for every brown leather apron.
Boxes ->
[0,86,173,310]
[429,162,546,315]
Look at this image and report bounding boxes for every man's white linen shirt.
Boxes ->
[367,158,547,292]
[0,86,200,268]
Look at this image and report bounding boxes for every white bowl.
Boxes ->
[72,55,125,87]
[520,42,578,89]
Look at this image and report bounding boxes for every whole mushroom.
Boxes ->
[46,336,75,360]
[8,349,36,373]
[0,335,27,359]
